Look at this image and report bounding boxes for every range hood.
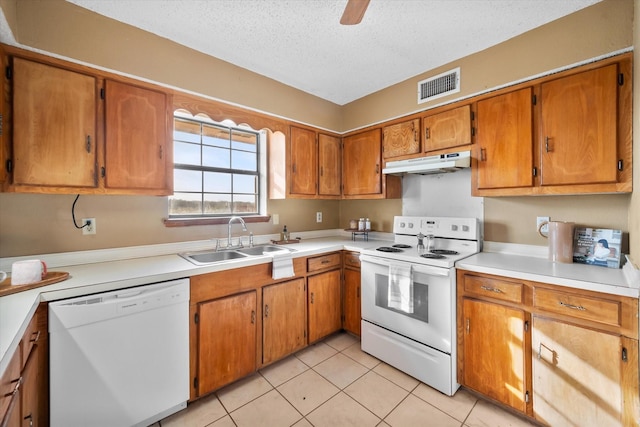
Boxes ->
[382,150,471,175]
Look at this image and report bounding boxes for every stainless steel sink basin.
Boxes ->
[179,249,250,265]
[236,244,295,256]
[179,244,294,265]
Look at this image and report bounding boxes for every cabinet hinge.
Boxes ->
[470,111,475,121]
[194,312,199,324]
[532,167,537,177]
[100,88,105,99]
[193,377,198,389]
[101,166,106,178]
[618,73,624,86]
[471,127,475,137]
[304,330,307,338]
[532,94,537,105]
[5,159,12,173]
[5,65,11,80]
[618,160,623,171]
[0,113,2,136]
[622,347,628,362]
[525,391,530,403]
[524,320,529,332]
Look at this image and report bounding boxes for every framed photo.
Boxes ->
[573,228,622,269]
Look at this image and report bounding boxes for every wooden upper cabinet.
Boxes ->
[382,118,420,158]
[540,64,618,186]
[104,79,172,194]
[422,104,472,153]
[475,87,534,191]
[11,57,97,188]
[342,129,382,196]
[289,126,317,195]
[318,133,341,196]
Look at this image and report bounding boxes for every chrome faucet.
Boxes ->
[227,216,247,248]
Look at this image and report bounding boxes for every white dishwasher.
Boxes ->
[49,278,190,427]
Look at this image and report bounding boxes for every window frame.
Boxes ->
[165,112,269,226]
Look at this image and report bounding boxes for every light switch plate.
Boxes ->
[537,216,550,235]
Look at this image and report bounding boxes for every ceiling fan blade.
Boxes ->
[340,0,370,25]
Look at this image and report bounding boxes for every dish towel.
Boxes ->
[388,264,414,313]
[269,250,295,280]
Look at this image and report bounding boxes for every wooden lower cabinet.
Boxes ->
[262,279,306,364]
[308,269,342,343]
[196,291,257,396]
[342,251,361,336]
[462,298,528,412]
[457,270,640,426]
[532,317,638,427]
[0,304,47,427]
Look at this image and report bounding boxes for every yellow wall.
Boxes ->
[0,0,636,257]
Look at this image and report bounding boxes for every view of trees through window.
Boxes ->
[169,113,260,217]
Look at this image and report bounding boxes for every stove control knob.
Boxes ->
[462,225,469,232]
[451,225,458,231]
[408,223,414,228]
[400,222,406,228]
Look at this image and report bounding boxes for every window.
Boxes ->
[169,112,264,218]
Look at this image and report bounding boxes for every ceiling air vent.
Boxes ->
[417,67,460,104]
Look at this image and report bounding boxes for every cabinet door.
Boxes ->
[262,278,306,364]
[462,298,528,412]
[289,126,317,196]
[342,129,382,196]
[476,87,534,190]
[308,269,342,343]
[20,341,41,427]
[343,268,361,336]
[104,79,171,192]
[197,292,256,395]
[532,316,636,427]
[540,64,618,186]
[318,133,341,196]
[422,105,471,153]
[0,347,20,427]
[382,119,420,158]
[12,57,97,188]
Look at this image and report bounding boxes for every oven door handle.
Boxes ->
[360,255,450,277]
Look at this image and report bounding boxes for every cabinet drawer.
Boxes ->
[463,275,523,303]
[308,253,341,272]
[343,252,360,269]
[534,288,620,326]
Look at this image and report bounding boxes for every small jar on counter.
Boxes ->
[358,218,365,231]
[365,218,371,231]
[349,219,358,230]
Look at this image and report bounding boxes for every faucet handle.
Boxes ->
[249,232,254,248]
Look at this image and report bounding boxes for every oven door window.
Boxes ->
[374,273,428,322]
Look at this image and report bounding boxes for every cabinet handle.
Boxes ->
[357,286,360,298]
[321,259,330,264]
[545,136,551,152]
[375,164,379,174]
[320,166,323,176]
[24,413,33,427]
[465,318,470,334]
[6,376,21,397]
[251,310,256,324]
[86,135,91,153]
[480,285,503,294]
[537,342,557,364]
[264,305,269,318]
[159,145,163,159]
[480,148,487,161]
[30,330,41,343]
[425,128,430,140]
[310,293,314,304]
[559,301,586,311]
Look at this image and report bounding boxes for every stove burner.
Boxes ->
[430,249,459,255]
[376,247,403,253]
[392,244,412,249]
[420,253,445,259]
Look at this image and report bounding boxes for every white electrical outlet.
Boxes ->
[82,218,96,235]
[272,214,279,225]
[537,216,549,235]
[316,212,322,223]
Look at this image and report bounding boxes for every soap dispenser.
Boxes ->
[281,225,289,241]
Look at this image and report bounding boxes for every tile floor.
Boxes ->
[158,332,538,427]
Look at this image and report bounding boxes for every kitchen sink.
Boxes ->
[179,244,294,265]
[236,244,295,256]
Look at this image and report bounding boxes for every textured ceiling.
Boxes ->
[66,0,600,105]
